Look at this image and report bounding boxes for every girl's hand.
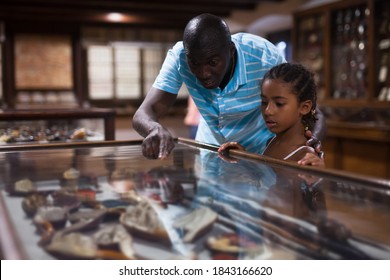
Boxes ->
[297,152,325,167]
[217,142,245,163]
[218,142,245,153]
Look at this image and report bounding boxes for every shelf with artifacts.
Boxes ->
[0,108,116,144]
[293,0,390,178]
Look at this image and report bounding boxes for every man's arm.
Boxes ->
[133,87,177,136]
[312,108,326,142]
[306,108,327,154]
[132,87,178,159]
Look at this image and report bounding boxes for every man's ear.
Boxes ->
[299,100,313,116]
[230,42,236,55]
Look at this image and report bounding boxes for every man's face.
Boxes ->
[186,45,230,89]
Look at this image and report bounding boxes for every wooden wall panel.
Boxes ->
[14,34,72,90]
[341,140,389,178]
[324,136,389,179]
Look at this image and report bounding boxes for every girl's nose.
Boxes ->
[264,103,274,115]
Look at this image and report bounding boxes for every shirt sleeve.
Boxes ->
[152,42,184,94]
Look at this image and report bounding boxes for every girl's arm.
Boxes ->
[284,146,325,168]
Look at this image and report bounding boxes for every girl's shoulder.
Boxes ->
[283,146,316,162]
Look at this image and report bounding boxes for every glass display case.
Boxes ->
[0,138,389,260]
[375,0,390,101]
[294,12,325,100]
[0,108,116,144]
[331,4,368,100]
[293,0,390,104]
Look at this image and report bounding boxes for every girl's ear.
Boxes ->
[299,100,312,116]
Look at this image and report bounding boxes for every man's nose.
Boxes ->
[198,65,211,79]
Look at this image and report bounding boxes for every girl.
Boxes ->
[218,62,324,167]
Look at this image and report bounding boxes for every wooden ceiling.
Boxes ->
[0,0,284,29]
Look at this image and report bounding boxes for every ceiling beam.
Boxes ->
[0,0,284,29]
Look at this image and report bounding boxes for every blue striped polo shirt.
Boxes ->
[153,32,286,154]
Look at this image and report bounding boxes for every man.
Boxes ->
[133,13,325,160]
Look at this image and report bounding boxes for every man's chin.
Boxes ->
[202,82,218,89]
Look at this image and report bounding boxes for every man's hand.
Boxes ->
[141,126,175,159]
[305,130,324,158]
[306,108,326,156]
[132,88,178,159]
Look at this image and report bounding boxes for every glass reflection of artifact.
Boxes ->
[198,148,390,259]
[107,167,136,194]
[191,150,276,259]
[105,149,197,204]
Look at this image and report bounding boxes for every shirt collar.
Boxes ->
[224,39,247,93]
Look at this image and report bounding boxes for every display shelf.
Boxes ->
[293,0,390,105]
[0,108,116,144]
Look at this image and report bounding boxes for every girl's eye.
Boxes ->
[276,103,285,107]
[261,101,268,106]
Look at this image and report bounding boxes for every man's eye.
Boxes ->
[189,59,199,66]
[209,60,218,67]
[187,57,199,65]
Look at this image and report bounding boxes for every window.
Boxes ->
[87,43,165,100]
[83,27,188,104]
[88,45,114,99]
[115,45,141,99]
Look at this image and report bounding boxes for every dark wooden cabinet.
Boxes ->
[293,0,390,178]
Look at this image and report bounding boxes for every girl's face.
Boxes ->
[261,79,311,134]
